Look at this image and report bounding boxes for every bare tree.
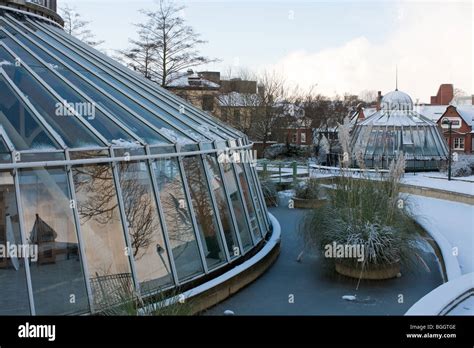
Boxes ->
[116,28,159,80]
[60,5,104,47]
[251,70,288,147]
[358,89,378,104]
[118,0,218,87]
[454,88,467,97]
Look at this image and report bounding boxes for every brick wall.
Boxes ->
[431,84,454,105]
[438,106,473,154]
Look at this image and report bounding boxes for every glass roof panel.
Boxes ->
[0,74,59,150]
[0,39,106,148]
[0,47,134,147]
[0,18,170,145]
[0,136,12,163]
[352,108,448,162]
[41,20,233,140]
[18,19,197,143]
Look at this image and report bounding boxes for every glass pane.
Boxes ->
[0,40,104,148]
[244,161,266,234]
[152,158,203,281]
[221,161,253,251]
[204,154,240,258]
[425,128,439,156]
[18,167,88,315]
[365,129,378,157]
[0,75,58,151]
[44,20,232,140]
[0,138,12,163]
[0,43,132,145]
[4,20,194,143]
[402,128,414,156]
[0,171,30,315]
[117,161,172,294]
[72,163,132,310]
[182,156,226,269]
[18,152,65,163]
[235,162,261,241]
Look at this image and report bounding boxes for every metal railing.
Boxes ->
[89,273,134,309]
[26,0,56,12]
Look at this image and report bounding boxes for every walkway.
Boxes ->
[204,198,444,315]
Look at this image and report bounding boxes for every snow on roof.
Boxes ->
[455,106,474,126]
[217,92,261,107]
[414,105,448,122]
[167,71,220,89]
[381,90,414,111]
[363,107,377,117]
[413,105,474,127]
[358,109,438,127]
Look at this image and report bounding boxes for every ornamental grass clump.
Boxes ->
[295,178,321,200]
[97,278,195,316]
[260,179,278,206]
[301,117,418,272]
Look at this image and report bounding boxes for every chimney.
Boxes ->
[376,91,382,111]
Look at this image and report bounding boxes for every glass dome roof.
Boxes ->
[0,5,270,316]
[351,90,449,170]
[381,89,414,111]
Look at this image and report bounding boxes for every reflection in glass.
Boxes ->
[204,155,240,258]
[235,162,261,241]
[221,161,253,251]
[0,75,58,151]
[0,40,133,147]
[117,161,172,294]
[244,161,266,234]
[182,156,226,269]
[0,171,30,315]
[72,163,132,310]
[153,158,203,280]
[18,167,88,315]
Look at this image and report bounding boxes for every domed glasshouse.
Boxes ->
[0,1,271,315]
[351,89,449,170]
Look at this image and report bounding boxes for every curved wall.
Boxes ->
[0,7,271,315]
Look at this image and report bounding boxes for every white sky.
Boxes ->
[62,0,473,103]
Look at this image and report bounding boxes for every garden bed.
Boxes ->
[292,197,326,209]
[335,260,401,280]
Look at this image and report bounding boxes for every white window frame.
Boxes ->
[453,137,465,150]
[300,132,307,144]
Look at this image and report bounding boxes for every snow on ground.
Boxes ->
[259,165,474,195]
[402,172,474,195]
[410,195,474,274]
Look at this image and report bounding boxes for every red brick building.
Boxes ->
[438,105,474,154]
[431,84,454,105]
[285,127,313,146]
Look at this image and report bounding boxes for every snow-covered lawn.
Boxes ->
[402,172,474,195]
[410,195,474,275]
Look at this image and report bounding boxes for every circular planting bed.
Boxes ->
[293,197,326,209]
[335,260,401,280]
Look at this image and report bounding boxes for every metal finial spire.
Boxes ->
[396,66,398,91]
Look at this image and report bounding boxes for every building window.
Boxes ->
[454,137,465,150]
[300,132,307,144]
[292,133,297,143]
[202,95,215,111]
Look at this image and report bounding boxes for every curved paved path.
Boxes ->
[204,200,444,316]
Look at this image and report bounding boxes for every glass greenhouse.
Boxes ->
[350,90,449,170]
[0,2,270,315]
